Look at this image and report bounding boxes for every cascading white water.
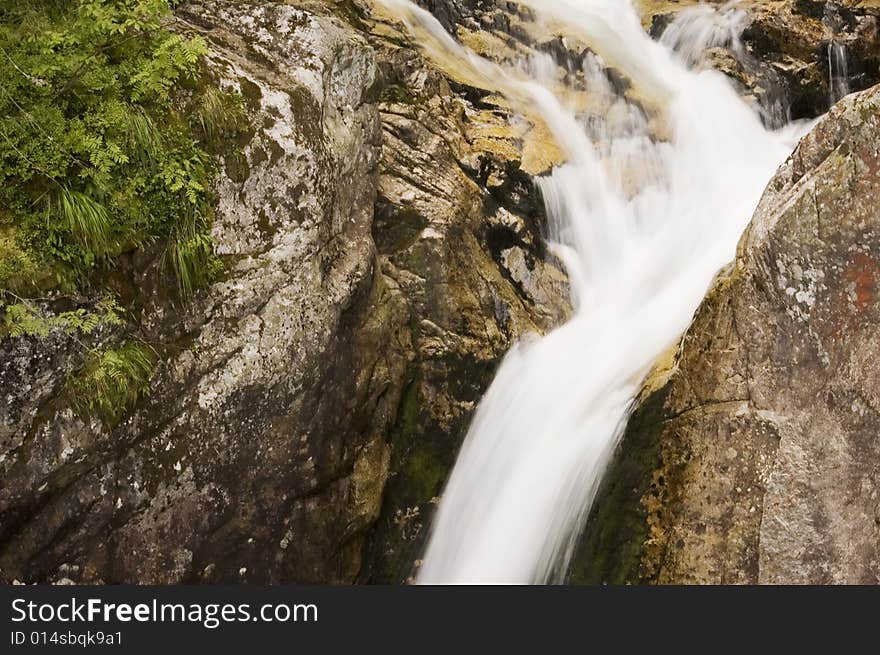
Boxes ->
[657,2,749,66]
[378,0,806,584]
[828,41,850,104]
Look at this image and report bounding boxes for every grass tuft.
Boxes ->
[164,206,215,299]
[193,86,247,144]
[56,187,113,254]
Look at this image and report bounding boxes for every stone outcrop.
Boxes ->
[741,0,880,117]
[415,1,880,124]
[574,83,880,585]
[2,0,394,584]
[352,5,571,583]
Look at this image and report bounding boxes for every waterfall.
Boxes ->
[657,2,749,66]
[828,40,850,105]
[378,0,805,584]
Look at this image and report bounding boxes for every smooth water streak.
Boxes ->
[378,0,805,583]
[828,41,850,105]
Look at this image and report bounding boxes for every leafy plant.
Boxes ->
[0,0,235,302]
[0,294,123,338]
[67,339,157,425]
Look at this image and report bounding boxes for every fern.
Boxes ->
[1,294,123,338]
[0,1,222,300]
[2,303,52,338]
[130,34,208,101]
[67,339,156,426]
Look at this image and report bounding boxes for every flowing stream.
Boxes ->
[378,0,806,583]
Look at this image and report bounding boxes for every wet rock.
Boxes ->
[647,1,880,121]
[355,19,570,583]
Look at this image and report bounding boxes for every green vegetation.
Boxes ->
[0,0,241,301]
[67,339,157,425]
[0,1,249,425]
[1,294,122,338]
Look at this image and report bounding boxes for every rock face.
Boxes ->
[354,8,570,583]
[2,0,394,584]
[737,0,880,119]
[0,0,567,584]
[574,83,880,584]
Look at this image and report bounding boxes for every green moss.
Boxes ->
[362,350,503,582]
[372,203,427,255]
[237,76,263,112]
[333,0,370,32]
[381,84,420,106]
[0,229,48,294]
[567,384,670,584]
[359,373,432,583]
[397,391,448,502]
[397,377,421,434]
[286,87,323,146]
